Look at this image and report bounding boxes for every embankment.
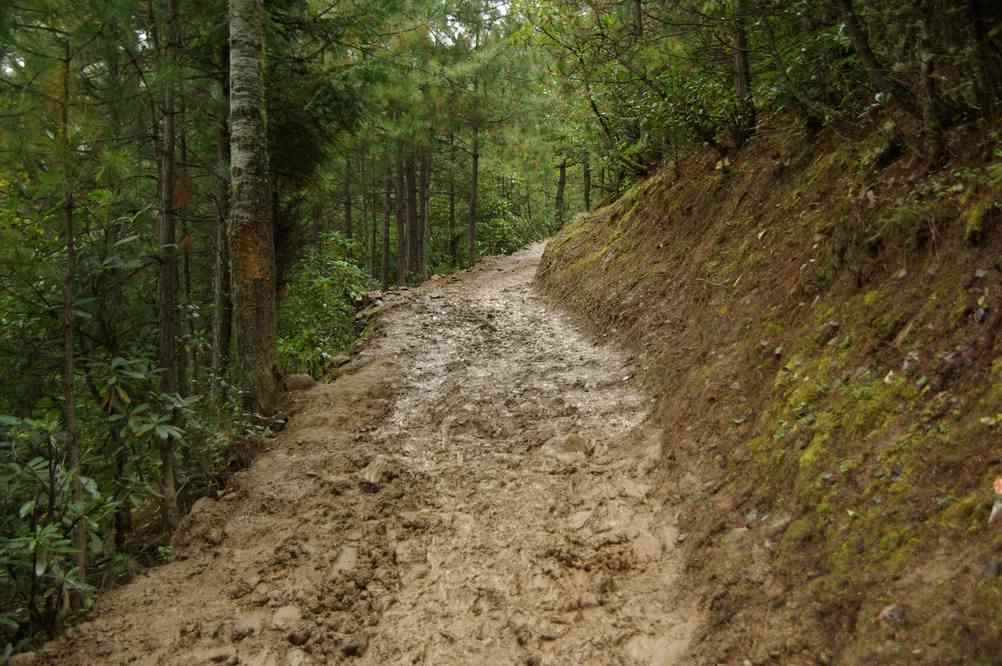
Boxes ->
[538,123,1002,664]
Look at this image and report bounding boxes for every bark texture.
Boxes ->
[213,41,233,379]
[158,0,180,531]
[395,151,407,286]
[468,125,480,266]
[60,45,86,608]
[732,0,756,147]
[555,159,567,228]
[229,0,280,416]
[406,150,420,279]
[382,176,392,288]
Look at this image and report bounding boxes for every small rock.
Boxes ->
[982,559,1000,579]
[205,527,224,546]
[284,374,316,391]
[988,499,1002,525]
[287,624,311,646]
[272,606,302,632]
[232,613,262,641]
[765,514,793,537]
[359,456,396,491]
[342,635,367,657]
[773,345,783,359]
[817,320,840,344]
[877,603,905,625]
[286,649,308,666]
[399,511,424,528]
[894,268,907,280]
[975,269,989,281]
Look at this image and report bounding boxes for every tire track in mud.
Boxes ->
[27,243,696,666]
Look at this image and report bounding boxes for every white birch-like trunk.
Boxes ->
[229,0,280,416]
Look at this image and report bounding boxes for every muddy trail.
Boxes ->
[32,243,697,666]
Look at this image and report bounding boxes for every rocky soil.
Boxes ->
[25,243,697,666]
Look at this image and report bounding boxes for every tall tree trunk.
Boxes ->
[918,8,945,163]
[419,147,431,276]
[525,170,533,223]
[229,0,280,416]
[358,155,368,267]
[543,167,551,225]
[406,149,420,279]
[213,42,233,381]
[835,0,919,118]
[448,129,458,267]
[179,97,195,397]
[732,0,756,147]
[395,150,407,286]
[158,0,180,531]
[368,160,377,276]
[468,124,480,266]
[555,159,567,228]
[60,43,86,610]
[583,152,592,212]
[344,156,353,246]
[414,150,425,277]
[633,0,643,39]
[382,175,391,288]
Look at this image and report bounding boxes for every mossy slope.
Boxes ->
[538,125,1002,664]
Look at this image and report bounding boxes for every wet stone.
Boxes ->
[272,605,302,631]
[341,635,367,657]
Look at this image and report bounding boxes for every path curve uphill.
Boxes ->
[29,243,697,666]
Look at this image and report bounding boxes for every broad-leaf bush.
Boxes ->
[278,232,374,377]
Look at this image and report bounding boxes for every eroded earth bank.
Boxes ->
[30,243,697,666]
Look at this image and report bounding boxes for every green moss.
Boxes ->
[939,492,986,531]
[799,431,829,469]
[782,516,816,547]
[840,376,911,434]
[884,534,920,575]
[964,201,999,246]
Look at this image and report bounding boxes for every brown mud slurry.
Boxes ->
[34,243,696,666]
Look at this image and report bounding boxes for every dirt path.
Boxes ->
[30,243,696,666]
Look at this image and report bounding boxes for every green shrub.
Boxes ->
[278,233,374,376]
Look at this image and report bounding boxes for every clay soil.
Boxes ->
[25,243,698,666]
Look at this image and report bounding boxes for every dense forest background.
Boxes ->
[1,0,999,656]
